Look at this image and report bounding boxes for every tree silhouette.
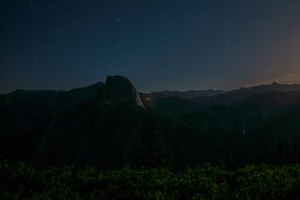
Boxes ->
[291,134,300,164]
[131,113,172,169]
[272,134,300,166]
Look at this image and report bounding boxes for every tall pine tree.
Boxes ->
[131,113,172,169]
[272,134,300,165]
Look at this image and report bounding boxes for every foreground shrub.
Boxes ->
[1,159,300,199]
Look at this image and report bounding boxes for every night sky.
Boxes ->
[1,0,300,94]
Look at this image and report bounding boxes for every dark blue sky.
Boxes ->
[1,0,300,93]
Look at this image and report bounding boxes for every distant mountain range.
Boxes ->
[150,89,226,99]
[193,82,300,108]
[140,81,300,114]
[1,76,300,170]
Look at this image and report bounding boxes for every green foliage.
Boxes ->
[131,113,172,169]
[1,159,300,199]
[231,164,300,199]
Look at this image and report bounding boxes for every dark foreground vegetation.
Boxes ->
[1,158,300,200]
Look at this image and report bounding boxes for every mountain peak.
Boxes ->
[271,82,280,85]
[94,75,144,108]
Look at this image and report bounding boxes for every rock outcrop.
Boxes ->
[94,75,144,108]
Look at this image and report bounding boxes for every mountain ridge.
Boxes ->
[1,76,300,169]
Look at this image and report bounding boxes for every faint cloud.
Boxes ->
[277,74,300,84]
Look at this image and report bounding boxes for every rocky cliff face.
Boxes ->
[94,75,144,108]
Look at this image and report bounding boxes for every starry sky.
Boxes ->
[1,0,300,94]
